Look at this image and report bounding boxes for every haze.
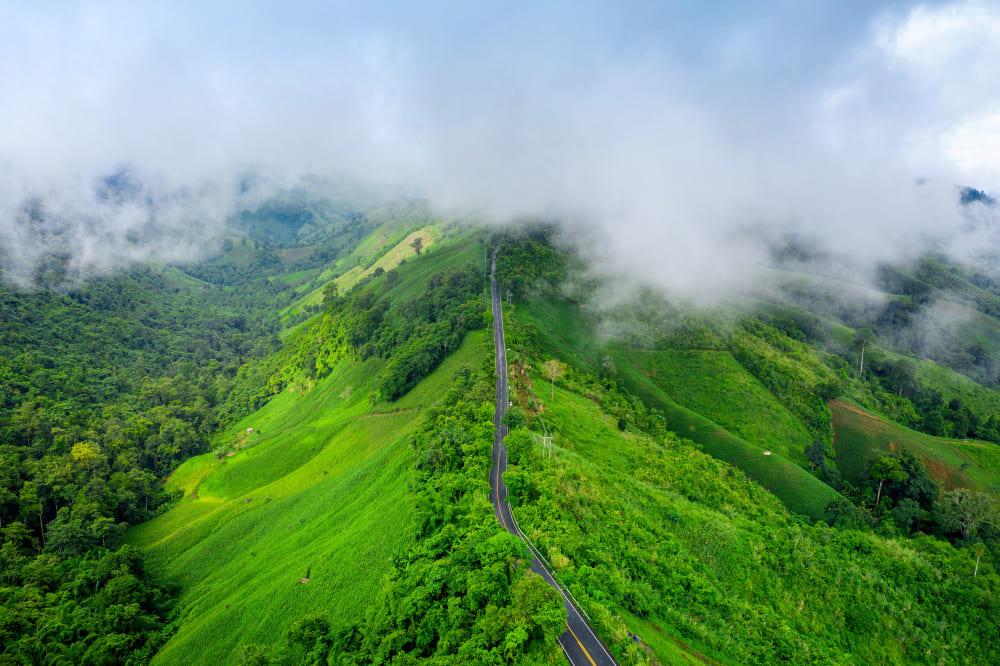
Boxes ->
[1,1,998,295]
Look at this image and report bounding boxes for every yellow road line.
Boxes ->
[566,622,597,666]
[494,439,508,530]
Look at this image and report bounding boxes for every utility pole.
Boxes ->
[542,436,554,459]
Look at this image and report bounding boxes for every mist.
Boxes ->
[2,1,998,295]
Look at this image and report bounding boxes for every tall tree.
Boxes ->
[804,441,826,474]
[938,488,997,541]
[542,359,566,401]
[854,328,876,378]
[869,456,908,506]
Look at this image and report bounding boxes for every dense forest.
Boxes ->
[0,198,387,663]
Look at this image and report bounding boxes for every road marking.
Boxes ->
[556,636,580,666]
[565,622,597,666]
[492,262,615,666]
[495,448,509,531]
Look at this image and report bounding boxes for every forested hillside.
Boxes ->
[489,229,1000,663]
[0,197,438,663]
[3,209,1000,665]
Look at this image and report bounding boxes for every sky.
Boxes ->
[1,1,998,294]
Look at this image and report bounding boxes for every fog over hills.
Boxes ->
[2,1,999,295]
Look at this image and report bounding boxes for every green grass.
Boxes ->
[381,234,486,310]
[278,229,485,342]
[509,296,840,520]
[279,223,458,329]
[613,355,840,520]
[276,268,321,284]
[617,610,724,666]
[510,298,602,371]
[158,266,213,290]
[127,331,490,665]
[913,357,1000,416]
[625,349,814,460]
[508,376,997,664]
[519,377,757,664]
[276,219,417,322]
[335,226,442,293]
[831,399,1000,495]
[213,238,260,267]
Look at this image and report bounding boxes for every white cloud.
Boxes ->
[1,2,998,297]
[878,1,1000,71]
[876,1,1000,183]
[941,109,1000,182]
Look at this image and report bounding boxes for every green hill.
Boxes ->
[127,332,490,664]
[621,349,814,458]
[505,296,841,520]
[615,353,841,520]
[831,399,1000,495]
[8,212,1000,666]
[500,317,999,664]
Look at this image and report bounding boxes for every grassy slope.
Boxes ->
[524,377,748,664]
[279,224,443,328]
[625,349,814,459]
[914,357,1000,415]
[511,376,997,665]
[831,399,1000,495]
[127,331,490,665]
[511,297,840,520]
[335,226,442,293]
[615,357,839,521]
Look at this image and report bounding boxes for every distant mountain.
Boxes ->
[960,186,997,206]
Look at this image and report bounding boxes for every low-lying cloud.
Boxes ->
[1,1,998,295]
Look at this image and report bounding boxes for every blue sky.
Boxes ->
[1,1,998,295]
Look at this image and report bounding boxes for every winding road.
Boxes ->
[490,249,619,666]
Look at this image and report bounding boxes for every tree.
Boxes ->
[542,360,567,401]
[853,328,876,377]
[502,407,527,431]
[869,456,908,506]
[504,428,533,466]
[384,269,401,290]
[804,441,826,474]
[824,498,867,529]
[888,359,917,398]
[323,281,339,308]
[894,451,939,510]
[891,498,922,533]
[18,482,46,549]
[410,236,424,256]
[937,488,997,542]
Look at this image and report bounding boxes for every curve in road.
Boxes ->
[490,248,619,666]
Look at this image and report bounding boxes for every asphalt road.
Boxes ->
[489,250,619,666]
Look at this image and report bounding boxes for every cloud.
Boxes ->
[875,1,1000,182]
[0,1,997,297]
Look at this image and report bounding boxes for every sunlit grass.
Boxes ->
[127,330,489,665]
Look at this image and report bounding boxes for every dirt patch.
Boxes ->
[280,246,315,263]
[831,399,883,421]
[354,408,421,420]
[925,457,959,490]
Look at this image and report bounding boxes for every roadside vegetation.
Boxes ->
[494,229,1000,664]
